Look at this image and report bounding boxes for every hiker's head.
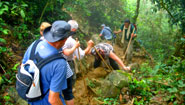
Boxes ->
[43,20,71,49]
[40,22,51,36]
[68,20,78,32]
[124,19,130,27]
[91,47,105,58]
[101,24,105,29]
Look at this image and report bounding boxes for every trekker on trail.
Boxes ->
[22,20,72,105]
[99,24,113,44]
[62,20,94,86]
[39,21,75,105]
[90,43,130,71]
[39,22,51,40]
[114,19,137,64]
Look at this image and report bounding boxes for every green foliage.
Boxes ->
[130,56,185,104]
[136,1,178,61]
[0,38,7,54]
[97,96,119,105]
[11,63,20,71]
[151,0,185,34]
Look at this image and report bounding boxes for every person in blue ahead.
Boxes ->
[22,20,72,105]
[99,24,113,44]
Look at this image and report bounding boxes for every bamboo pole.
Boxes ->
[122,28,135,59]
[76,38,87,93]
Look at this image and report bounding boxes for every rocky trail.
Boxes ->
[1,36,149,105]
[73,43,148,105]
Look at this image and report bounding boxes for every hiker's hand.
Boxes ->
[114,31,118,34]
[88,40,94,47]
[123,66,131,71]
[74,56,77,59]
[75,40,80,48]
[134,34,137,37]
[131,33,136,37]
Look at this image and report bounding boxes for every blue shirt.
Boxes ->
[22,40,67,105]
[100,27,112,40]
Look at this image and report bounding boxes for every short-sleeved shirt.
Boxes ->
[22,40,67,105]
[62,36,85,61]
[38,38,73,79]
[120,24,136,41]
[100,27,113,40]
[91,43,113,57]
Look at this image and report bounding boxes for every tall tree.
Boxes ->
[133,0,141,24]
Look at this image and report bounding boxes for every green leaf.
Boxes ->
[167,87,178,93]
[21,4,28,7]
[0,47,7,53]
[12,63,20,71]
[180,91,185,95]
[178,80,185,87]
[0,38,6,43]
[20,10,25,18]
[2,29,9,34]
[0,5,9,15]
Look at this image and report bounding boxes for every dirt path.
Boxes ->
[73,44,147,105]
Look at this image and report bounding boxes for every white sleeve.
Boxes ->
[73,47,85,60]
[62,37,75,50]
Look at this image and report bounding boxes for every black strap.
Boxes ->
[37,53,65,69]
[30,40,42,60]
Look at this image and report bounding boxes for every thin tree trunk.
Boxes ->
[133,0,141,24]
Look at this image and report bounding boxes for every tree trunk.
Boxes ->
[133,0,141,24]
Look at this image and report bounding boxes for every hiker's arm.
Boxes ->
[99,30,104,37]
[109,51,130,71]
[114,24,123,34]
[114,29,122,34]
[84,40,94,55]
[63,41,80,56]
[49,90,63,105]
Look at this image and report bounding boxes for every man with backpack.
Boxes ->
[114,19,137,64]
[18,20,72,105]
[38,21,74,105]
[99,24,116,44]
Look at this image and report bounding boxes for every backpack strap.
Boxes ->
[30,39,42,60]
[37,53,65,69]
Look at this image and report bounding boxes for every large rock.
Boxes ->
[100,80,120,98]
[105,70,129,89]
[87,70,130,98]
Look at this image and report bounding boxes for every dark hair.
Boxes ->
[124,19,130,23]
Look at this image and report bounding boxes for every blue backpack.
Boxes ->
[16,40,65,102]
